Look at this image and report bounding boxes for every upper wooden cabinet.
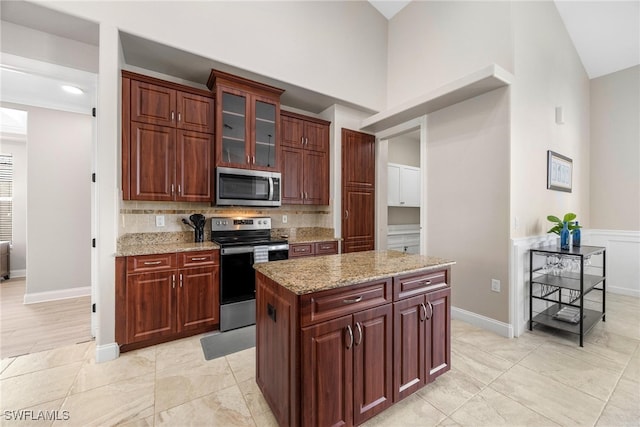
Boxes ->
[281,111,331,205]
[208,70,284,172]
[130,79,214,134]
[122,71,215,202]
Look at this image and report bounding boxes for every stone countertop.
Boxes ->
[116,241,219,257]
[254,250,455,295]
[287,235,342,244]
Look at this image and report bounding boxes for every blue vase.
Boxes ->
[560,221,570,250]
[573,221,581,247]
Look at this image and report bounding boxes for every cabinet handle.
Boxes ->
[427,301,434,319]
[172,274,175,289]
[346,325,354,349]
[301,137,304,145]
[304,192,308,199]
[171,111,175,121]
[420,280,432,286]
[177,112,181,122]
[343,296,363,304]
[247,155,250,163]
[179,273,183,288]
[301,191,304,199]
[177,184,181,195]
[355,322,363,346]
[305,137,309,145]
[420,303,427,321]
[143,261,162,265]
[345,210,349,219]
[191,257,207,261]
[171,184,175,195]
[252,156,255,164]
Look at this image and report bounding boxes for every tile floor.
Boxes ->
[0,293,638,427]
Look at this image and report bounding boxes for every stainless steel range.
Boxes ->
[211,217,288,331]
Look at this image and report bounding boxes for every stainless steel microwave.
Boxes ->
[216,167,281,207]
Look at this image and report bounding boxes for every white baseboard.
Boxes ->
[9,269,26,278]
[95,342,119,363]
[23,286,91,304]
[452,306,513,338]
[607,286,640,298]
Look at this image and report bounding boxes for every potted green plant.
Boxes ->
[547,213,582,235]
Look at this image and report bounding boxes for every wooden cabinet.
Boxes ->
[302,304,393,427]
[281,111,331,205]
[256,266,451,427]
[289,240,339,258]
[342,128,376,253]
[122,71,214,202]
[208,69,284,171]
[393,270,451,401]
[115,250,220,351]
[387,163,421,207]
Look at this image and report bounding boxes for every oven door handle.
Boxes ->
[221,246,255,255]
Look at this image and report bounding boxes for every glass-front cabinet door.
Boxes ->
[219,88,249,167]
[253,98,277,169]
[211,70,283,172]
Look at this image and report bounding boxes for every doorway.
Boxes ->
[0,57,97,358]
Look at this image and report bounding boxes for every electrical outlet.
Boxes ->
[491,279,501,292]
[282,215,288,224]
[155,215,165,227]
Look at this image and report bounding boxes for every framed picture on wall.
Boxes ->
[547,150,572,192]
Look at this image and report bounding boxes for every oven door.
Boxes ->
[219,246,257,331]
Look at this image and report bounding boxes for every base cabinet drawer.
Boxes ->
[289,240,340,258]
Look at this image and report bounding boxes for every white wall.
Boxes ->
[21,105,92,297]
[0,21,98,73]
[41,0,388,112]
[510,1,591,238]
[590,65,640,231]
[0,136,27,276]
[386,0,513,108]
[427,88,511,325]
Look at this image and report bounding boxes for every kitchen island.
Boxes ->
[254,250,455,427]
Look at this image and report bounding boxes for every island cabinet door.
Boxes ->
[393,295,426,401]
[425,287,451,383]
[301,315,354,427]
[352,304,393,425]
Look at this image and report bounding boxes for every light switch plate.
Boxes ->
[156,215,165,227]
[491,279,500,292]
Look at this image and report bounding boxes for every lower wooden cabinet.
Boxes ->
[393,286,451,401]
[116,250,220,351]
[302,304,393,426]
[256,267,451,427]
[289,240,339,258]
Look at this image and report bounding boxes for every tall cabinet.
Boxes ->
[207,70,284,171]
[281,111,331,205]
[342,128,376,253]
[122,71,215,202]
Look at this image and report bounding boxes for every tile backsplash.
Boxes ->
[119,201,333,236]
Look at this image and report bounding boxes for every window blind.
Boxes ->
[0,154,13,243]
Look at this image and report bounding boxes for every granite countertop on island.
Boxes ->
[253,250,455,295]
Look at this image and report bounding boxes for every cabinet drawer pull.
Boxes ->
[420,303,427,321]
[191,257,207,261]
[343,296,363,304]
[355,322,363,346]
[143,261,162,265]
[419,279,432,286]
[346,325,354,349]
